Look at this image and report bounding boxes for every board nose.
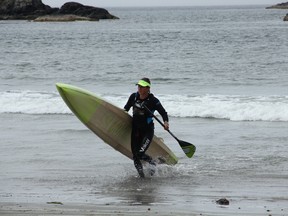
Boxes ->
[56,83,99,123]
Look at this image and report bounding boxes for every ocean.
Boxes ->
[0,5,287,215]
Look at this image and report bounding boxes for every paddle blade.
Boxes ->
[179,140,196,158]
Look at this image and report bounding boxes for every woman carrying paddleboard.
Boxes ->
[124,77,169,178]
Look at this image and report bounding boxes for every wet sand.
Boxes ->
[0,199,286,216]
[1,202,176,216]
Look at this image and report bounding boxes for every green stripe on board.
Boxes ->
[56,83,101,124]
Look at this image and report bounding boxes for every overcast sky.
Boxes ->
[42,0,282,8]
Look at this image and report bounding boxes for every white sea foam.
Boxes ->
[160,94,288,121]
[0,90,70,115]
[1,90,288,122]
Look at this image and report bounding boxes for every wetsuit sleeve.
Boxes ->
[124,93,136,112]
[155,98,169,122]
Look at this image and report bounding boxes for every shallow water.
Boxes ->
[0,114,287,214]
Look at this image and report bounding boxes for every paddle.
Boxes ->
[144,105,196,158]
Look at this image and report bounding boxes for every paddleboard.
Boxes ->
[56,83,178,165]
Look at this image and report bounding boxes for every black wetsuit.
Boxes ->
[124,92,168,177]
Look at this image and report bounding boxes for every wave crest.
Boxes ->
[1,90,287,121]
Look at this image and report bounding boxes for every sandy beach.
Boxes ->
[0,198,286,216]
[0,202,219,216]
[1,202,186,216]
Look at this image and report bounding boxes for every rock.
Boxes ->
[0,0,118,20]
[266,2,288,9]
[266,2,288,21]
[0,0,56,19]
[58,2,118,20]
[216,198,230,205]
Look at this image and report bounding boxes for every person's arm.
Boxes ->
[155,99,169,130]
[124,93,135,112]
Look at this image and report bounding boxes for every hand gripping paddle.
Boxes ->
[144,105,196,158]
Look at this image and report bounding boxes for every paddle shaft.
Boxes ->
[143,105,179,142]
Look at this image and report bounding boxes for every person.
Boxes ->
[124,77,169,178]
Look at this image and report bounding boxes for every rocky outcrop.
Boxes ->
[266,2,288,9]
[0,0,56,19]
[266,2,288,21]
[58,2,117,20]
[0,0,119,20]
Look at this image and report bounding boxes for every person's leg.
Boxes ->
[138,127,156,176]
[138,127,154,163]
[131,127,145,178]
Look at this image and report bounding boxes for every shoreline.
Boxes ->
[1,201,284,216]
[1,203,193,216]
